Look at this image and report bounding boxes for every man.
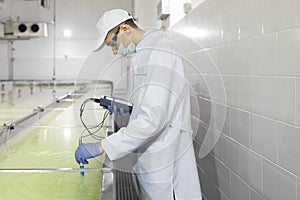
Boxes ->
[75,9,202,200]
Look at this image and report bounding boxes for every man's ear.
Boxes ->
[120,23,132,34]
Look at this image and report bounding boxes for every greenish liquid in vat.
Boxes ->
[0,100,105,200]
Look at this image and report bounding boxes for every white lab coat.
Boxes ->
[102,29,202,200]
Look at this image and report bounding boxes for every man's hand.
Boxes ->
[75,142,102,164]
[107,104,131,116]
[106,96,131,116]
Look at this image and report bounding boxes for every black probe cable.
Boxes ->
[80,110,109,140]
[80,99,108,140]
[80,98,107,138]
[79,98,110,140]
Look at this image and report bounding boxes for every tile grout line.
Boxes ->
[221,133,299,179]
[188,24,300,55]
[262,154,264,197]
[194,92,300,130]
[295,78,297,126]
[296,180,298,200]
[186,72,300,79]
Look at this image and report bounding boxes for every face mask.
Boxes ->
[117,42,136,58]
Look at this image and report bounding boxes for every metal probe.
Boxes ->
[79,137,84,176]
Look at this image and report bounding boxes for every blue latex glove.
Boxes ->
[107,104,131,116]
[106,96,131,116]
[75,142,101,164]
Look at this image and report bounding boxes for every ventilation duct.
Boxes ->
[13,22,48,37]
[0,21,48,40]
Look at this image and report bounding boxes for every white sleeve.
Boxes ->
[102,48,183,161]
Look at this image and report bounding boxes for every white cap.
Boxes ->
[93,9,133,52]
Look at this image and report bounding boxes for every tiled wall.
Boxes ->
[172,0,300,199]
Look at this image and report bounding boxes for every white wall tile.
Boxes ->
[215,153,230,198]
[198,152,230,197]
[198,166,224,200]
[192,99,227,157]
[219,0,242,43]
[201,19,223,48]
[173,1,300,200]
[261,0,296,33]
[190,94,200,117]
[230,172,250,200]
[186,73,209,98]
[198,128,223,160]
[222,136,240,174]
[250,114,278,163]
[182,56,200,74]
[192,117,207,145]
[297,79,300,126]
[250,34,277,75]
[277,28,300,76]
[250,77,262,114]
[184,48,219,75]
[221,194,230,200]
[250,189,264,200]
[211,131,222,160]
[222,107,231,136]
[238,76,252,111]
[239,145,263,195]
[223,76,239,108]
[239,0,262,40]
[220,0,243,18]
[297,0,300,26]
[204,48,220,75]
[173,29,204,56]
[203,75,227,104]
[217,40,250,75]
[189,0,222,48]
[278,124,300,177]
[230,108,250,147]
[263,160,297,200]
[198,97,211,125]
[298,178,300,200]
[262,77,295,124]
[198,153,217,182]
[172,0,300,200]
[192,0,221,23]
[197,151,231,199]
[211,102,228,134]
